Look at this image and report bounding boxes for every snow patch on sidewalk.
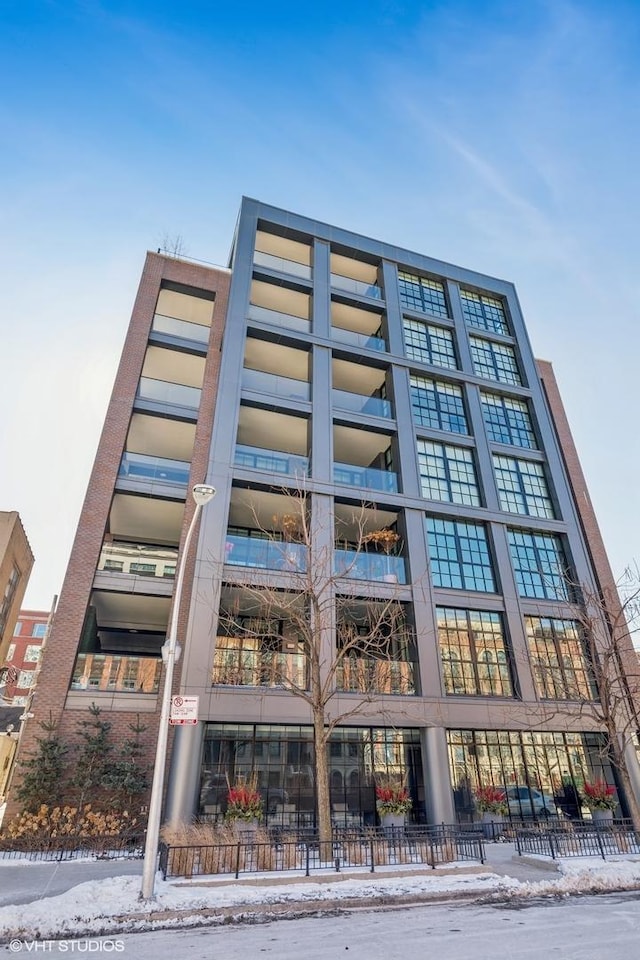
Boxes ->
[2,857,640,939]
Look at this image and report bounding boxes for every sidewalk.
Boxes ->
[0,841,554,908]
[481,841,559,881]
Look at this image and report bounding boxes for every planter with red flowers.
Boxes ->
[375,780,412,830]
[581,780,617,822]
[224,775,263,837]
[474,785,507,838]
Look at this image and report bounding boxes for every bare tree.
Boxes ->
[525,570,640,828]
[212,489,416,847]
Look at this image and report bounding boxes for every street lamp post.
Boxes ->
[140,483,216,900]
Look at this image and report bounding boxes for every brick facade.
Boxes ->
[7,254,230,822]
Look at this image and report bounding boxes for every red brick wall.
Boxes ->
[6,254,230,822]
[537,359,640,707]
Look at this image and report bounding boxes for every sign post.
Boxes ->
[169,695,199,725]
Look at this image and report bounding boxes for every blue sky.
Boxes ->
[2,0,639,608]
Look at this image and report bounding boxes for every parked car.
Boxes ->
[505,785,557,818]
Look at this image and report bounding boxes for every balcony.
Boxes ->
[70,653,162,694]
[151,313,210,344]
[247,303,310,334]
[331,326,385,352]
[137,376,201,410]
[97,541,178,579]
[333,389,392,419]
[333,462,398,493]
[334,549,406,584]
[242,368,310,402]
[330,273,382,300]
[234,444,309,478]
[336,658,416,695]
[225,534,307,573]
[212,645,308,689]
[253,250,312,281]
[118,451,190,487]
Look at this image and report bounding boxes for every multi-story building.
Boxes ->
[2,610,50,706]
[15,199,640,828]
[0,513,34,667]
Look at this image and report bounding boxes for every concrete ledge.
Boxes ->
[517,855,560,873]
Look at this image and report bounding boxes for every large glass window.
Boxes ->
[410,376,467,433]
[417,440,480,506]
[460,290,509,335]
[470,337,521,385]
[403,319,457,369]
[427,517,496,592]
[398,271,448,318]
[481,393,536,449]
[493,456,555,519]
[447,729,616,821]
[437,608,513,697]
[525,617,597,701]
[199,723,425,825]
[508,529,570,601]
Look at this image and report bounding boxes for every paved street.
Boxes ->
[3,893,637,959]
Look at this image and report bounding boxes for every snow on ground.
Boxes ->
[2,857,640,940]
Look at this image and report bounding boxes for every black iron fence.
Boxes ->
[514,819,640,860]
[159,825,485,880]
[0,833,144,862]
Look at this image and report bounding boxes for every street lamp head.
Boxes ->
[192,484,216,506]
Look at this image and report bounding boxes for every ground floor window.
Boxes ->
[199,723,425,826]
[447,729,617,821]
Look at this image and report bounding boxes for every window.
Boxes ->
[508,529,570,601]
[129,562,157,576]
[31,623,47,638]
[460,290,509,336]
[6,643,15,662]
[163,565,176,578]
[525,617,597,701]
[410,376,468,433]
[24,645,41,663]
[17,670,35,688]
[13,622,22,636]
[470,337,521,385]
[437,608,513,697]
[417,441,480,506]
[493,456,555,518]
[481,393,536,448]
[403,319,457,369]
[398,271,448,317]
[427,518,496,592]
[103,559,124,572]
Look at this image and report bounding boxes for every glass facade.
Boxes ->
[470,337,521,385]
[437,608,513,697]
[460,290,509,335]
[410,376,468,433]
[508,529,570,601]
[199,724,425,826]
[525,616,597,701]
[417,440,480,506]
[398,271,448,317]
[426,518,496,592]
[481,393,536,448]
[493,455,555,519]
[403,319,457,369]
[447,729,616,821]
